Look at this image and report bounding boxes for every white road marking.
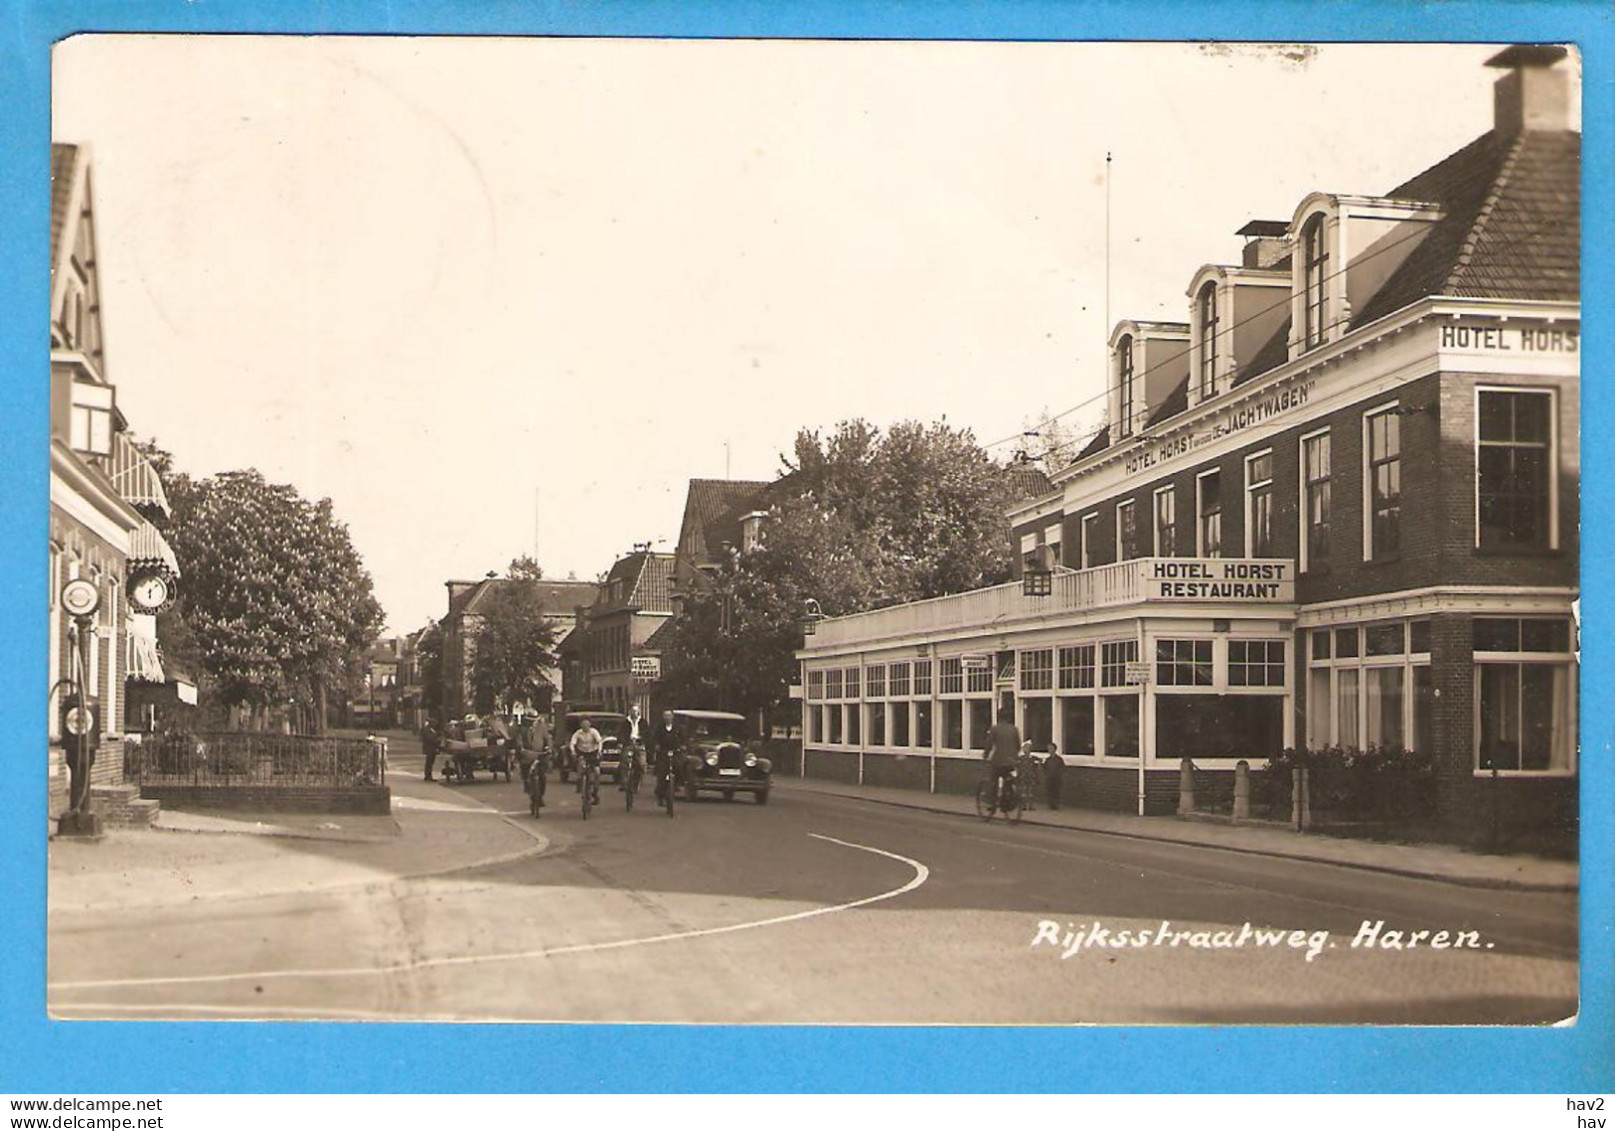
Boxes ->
[49,833,928,994]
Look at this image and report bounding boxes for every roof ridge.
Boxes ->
[1444,131,1528,294]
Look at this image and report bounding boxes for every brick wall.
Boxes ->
[803,748,860,784]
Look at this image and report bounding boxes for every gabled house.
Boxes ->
[440,575,600,719]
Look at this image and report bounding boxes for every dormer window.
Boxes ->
[1116,335,1136,439]
[69,380,114,457]
[1302,214,1329,350]
[1197,282,1220,400]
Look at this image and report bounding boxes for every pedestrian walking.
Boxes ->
[1017,742,1039,811]
[421,719,441,782]
[1043,743,1064,810]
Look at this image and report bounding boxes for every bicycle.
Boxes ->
[580,754,602,820]
[525,755,547,819]
[623,745,644,812]
[975,768,1023,823]
[655,759,677,818]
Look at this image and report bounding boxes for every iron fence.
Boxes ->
[124,732,385,789]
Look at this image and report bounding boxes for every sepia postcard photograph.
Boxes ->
[22,14,1604,1090]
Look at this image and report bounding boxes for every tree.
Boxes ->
[660,417,1021,720]
[164,468,385,731]
[416,619,445,725]
[468,583,559,716]
[507,555,545,582]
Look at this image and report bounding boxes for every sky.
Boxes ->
[52,36,1569,633]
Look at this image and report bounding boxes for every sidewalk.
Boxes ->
[50,777,551,915]
[777,777,1578,893]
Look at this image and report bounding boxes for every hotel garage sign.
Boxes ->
[1147,559,1294,602]
[1124,380,1318,477]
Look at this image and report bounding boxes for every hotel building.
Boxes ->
[797,47,1579,843]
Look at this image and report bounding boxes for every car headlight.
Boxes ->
[704,751,719,767]
[744,752,758,767]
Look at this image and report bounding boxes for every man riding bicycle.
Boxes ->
[650,709,683,808]
[570,715,605,808]
[981,707,1022,809]
[619,704,648,792]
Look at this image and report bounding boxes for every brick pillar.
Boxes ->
[1428,612,1474,836]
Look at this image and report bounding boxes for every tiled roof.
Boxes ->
[642,615,679,653]
[596,551,676,614]
[679,478,773,564]
[1145,378,1189,426]
[1075,425,1109,461]
[458,578,599,619]
[1235,315,1293,388]
[1354,128,1578,325]
[50,144,79,278]
[1002,464,1053,501]
[632,553,676,612]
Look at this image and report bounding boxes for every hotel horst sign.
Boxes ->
[1147,559,1293,602]
[1124,380,1318,477]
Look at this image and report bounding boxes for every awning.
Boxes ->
[127,630,166,684]
[109,432,172,518]
[128,518,180,576]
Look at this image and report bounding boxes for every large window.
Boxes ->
[939,657,963,695]
[1365,406,1401,560]
[888,661,911,698]
[1474,617,1575,774]
[1081,513,1099,569]
[1117,500,1139,562]
[1156,638,1213,686]
[1104,696,1140,758]
[807,670,825,701]
[1302,214,1329,350]
[1060,697,1096,756]
[1117,335,1136,439]
[1020,649,1053,692]
[1198,282,1220,400]
[1228,640,1285,687]
[866,664,886,699]
[1246,451,1274,557]
[1058,644,1095,690]
[868,702,886,747]
[1021,698,1053,753]
[942,700,964,749]
[1307,620,1431,752]
[1478,388,1554,550]
[1154,487,1177,557]
[1302,430,1331,571]
[1101,640,1139,687]
[1197,470,1222,557]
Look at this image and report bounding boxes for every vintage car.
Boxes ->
[672,709,771,804]
[440,715,516,783]
[553,710,634,783]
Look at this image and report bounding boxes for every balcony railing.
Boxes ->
[808,557,1295,649]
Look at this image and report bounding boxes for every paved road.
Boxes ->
[49,744,1577,1025]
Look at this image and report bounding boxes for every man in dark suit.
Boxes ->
[651,710,683,808]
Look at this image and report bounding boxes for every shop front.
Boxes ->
[799,557,1297,814]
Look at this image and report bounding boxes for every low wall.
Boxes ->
[138,784,392,815]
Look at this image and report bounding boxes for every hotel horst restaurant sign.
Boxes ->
[1147,559,1293,602]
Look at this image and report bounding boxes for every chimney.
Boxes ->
[1236,220,1290,269]
[1487,45,1571,134]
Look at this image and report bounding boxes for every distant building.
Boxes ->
[670,478,775,612]
[440,576,600,719]
[577,548,675,715]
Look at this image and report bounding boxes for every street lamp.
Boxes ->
[800,598,824,636]
[1023,544,1055,598]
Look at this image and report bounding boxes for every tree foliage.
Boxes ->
[415,619,445,724]
[163,468,385,729]
[506,555,545,582]
[469,583,559,716]
[660,418,1020,720]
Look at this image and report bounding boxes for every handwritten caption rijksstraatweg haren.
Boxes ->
[1031,919,1495,962]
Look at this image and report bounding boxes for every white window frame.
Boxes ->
[1306,620,1432,752]
[1244,448,1274,558]
[1474,384,1560,552]
[1080,512,1098,569]
[1116,500,1138,562]
[1471,617,1577,778]
[1362,400,1401,562]
[1153,486,1176,557]
[1298,426,1331,574]
[1196,468,1223,558]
